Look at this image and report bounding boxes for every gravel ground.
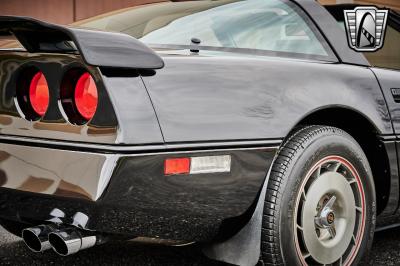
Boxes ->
[0,225,399,265]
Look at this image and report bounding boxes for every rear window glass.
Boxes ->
[75,0,335,60]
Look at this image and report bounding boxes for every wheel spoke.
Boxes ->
[318,229,330,240]
[302,189,307,201]
[313,165,322,178]
[316,166,322,177]
[323,195,336,209]
[297,224,303,231]
[355,206,362,213]
[348,179,356,185]
[333,162,341,172]
[328,224,336,239]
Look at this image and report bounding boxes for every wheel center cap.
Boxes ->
[316,208,336,227]
[327,212,335,224]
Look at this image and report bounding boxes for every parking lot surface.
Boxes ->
[1,225,400,265]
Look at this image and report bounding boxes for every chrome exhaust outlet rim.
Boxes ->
[22,225,54,252]
[48,228,97,256]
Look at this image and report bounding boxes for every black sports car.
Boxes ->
[0,0,399,265]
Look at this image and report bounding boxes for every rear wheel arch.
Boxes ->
[261,125,376,265]
[291,107,391,215]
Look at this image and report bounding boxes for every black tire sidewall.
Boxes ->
[278,130,376,265]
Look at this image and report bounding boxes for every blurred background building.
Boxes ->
[0,0,165,24]
[0,0,398,25]
[320,0,399,9]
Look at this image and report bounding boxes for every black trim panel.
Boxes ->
[294,0,370,66]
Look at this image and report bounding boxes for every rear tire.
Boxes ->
[260,126,376,265]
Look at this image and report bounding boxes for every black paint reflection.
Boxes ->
[143,55,393,142]
[0,143,276,241]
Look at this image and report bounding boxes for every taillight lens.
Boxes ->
[60,69,99,125]
[16,68,50,121]
[74,72,98,121]
[29,72,50,117]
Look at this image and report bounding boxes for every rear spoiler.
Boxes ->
[0,16,164,69]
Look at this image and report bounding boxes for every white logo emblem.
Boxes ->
[344,6,389,52]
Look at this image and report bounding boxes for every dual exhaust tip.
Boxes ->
[22,225,99,256]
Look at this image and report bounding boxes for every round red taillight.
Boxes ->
[29,72,50,117]
[74,72,98,121]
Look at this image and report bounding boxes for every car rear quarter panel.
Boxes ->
[143,55,393,142]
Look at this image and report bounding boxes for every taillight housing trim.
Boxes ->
[59,68,99,125]
[15,67,50,121]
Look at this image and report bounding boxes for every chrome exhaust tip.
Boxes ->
[22,225,53,252]
[48,228,97,256]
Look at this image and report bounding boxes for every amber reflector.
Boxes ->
[164,158,190,175]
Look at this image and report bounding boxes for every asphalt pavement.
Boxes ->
[1,225,400,265]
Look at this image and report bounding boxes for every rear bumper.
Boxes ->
[0,140,277,241]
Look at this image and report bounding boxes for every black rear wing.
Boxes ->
[0,16,164,69]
